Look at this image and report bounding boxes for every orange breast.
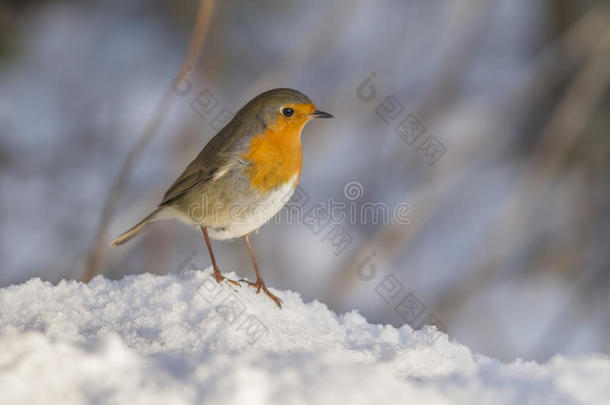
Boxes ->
[241,117,306,193]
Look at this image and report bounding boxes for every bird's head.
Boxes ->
[241,88,333,134]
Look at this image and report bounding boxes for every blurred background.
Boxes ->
[1,0,609,362]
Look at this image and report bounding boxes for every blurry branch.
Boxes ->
[324,2,610,319]
[81,0,215,283]
[416,0,496,123]
[528,32,610,183]
[527,171,602,360]
[322,0,496,308]
[430,6,610,323]
[525,24,610,358]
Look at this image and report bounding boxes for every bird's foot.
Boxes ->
[239,278,282,308]
[213,268,241,287]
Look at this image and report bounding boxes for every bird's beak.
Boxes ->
[311,109,334,119]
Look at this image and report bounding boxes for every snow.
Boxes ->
[0,269,608,405]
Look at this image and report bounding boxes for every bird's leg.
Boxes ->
[240,233,282,308]
[200,226,240,287]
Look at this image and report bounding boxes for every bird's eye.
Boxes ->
[282,108,294,117]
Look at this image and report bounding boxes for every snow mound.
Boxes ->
[0,268,608,405]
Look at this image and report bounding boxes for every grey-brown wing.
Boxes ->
[160,165,216,205]
[159,123,249,206]
[160,145,230,205]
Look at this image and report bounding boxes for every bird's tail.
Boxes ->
[110,207,164,246]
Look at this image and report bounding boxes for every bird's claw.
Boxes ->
[240,278,282,308]
[213,269,241,287]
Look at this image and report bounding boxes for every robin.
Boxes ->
[111,88,333,307]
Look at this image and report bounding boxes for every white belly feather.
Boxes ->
[207,175,297,240]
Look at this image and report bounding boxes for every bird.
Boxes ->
[110,88,333,307]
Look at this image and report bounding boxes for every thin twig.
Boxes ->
[81,0,215,282]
